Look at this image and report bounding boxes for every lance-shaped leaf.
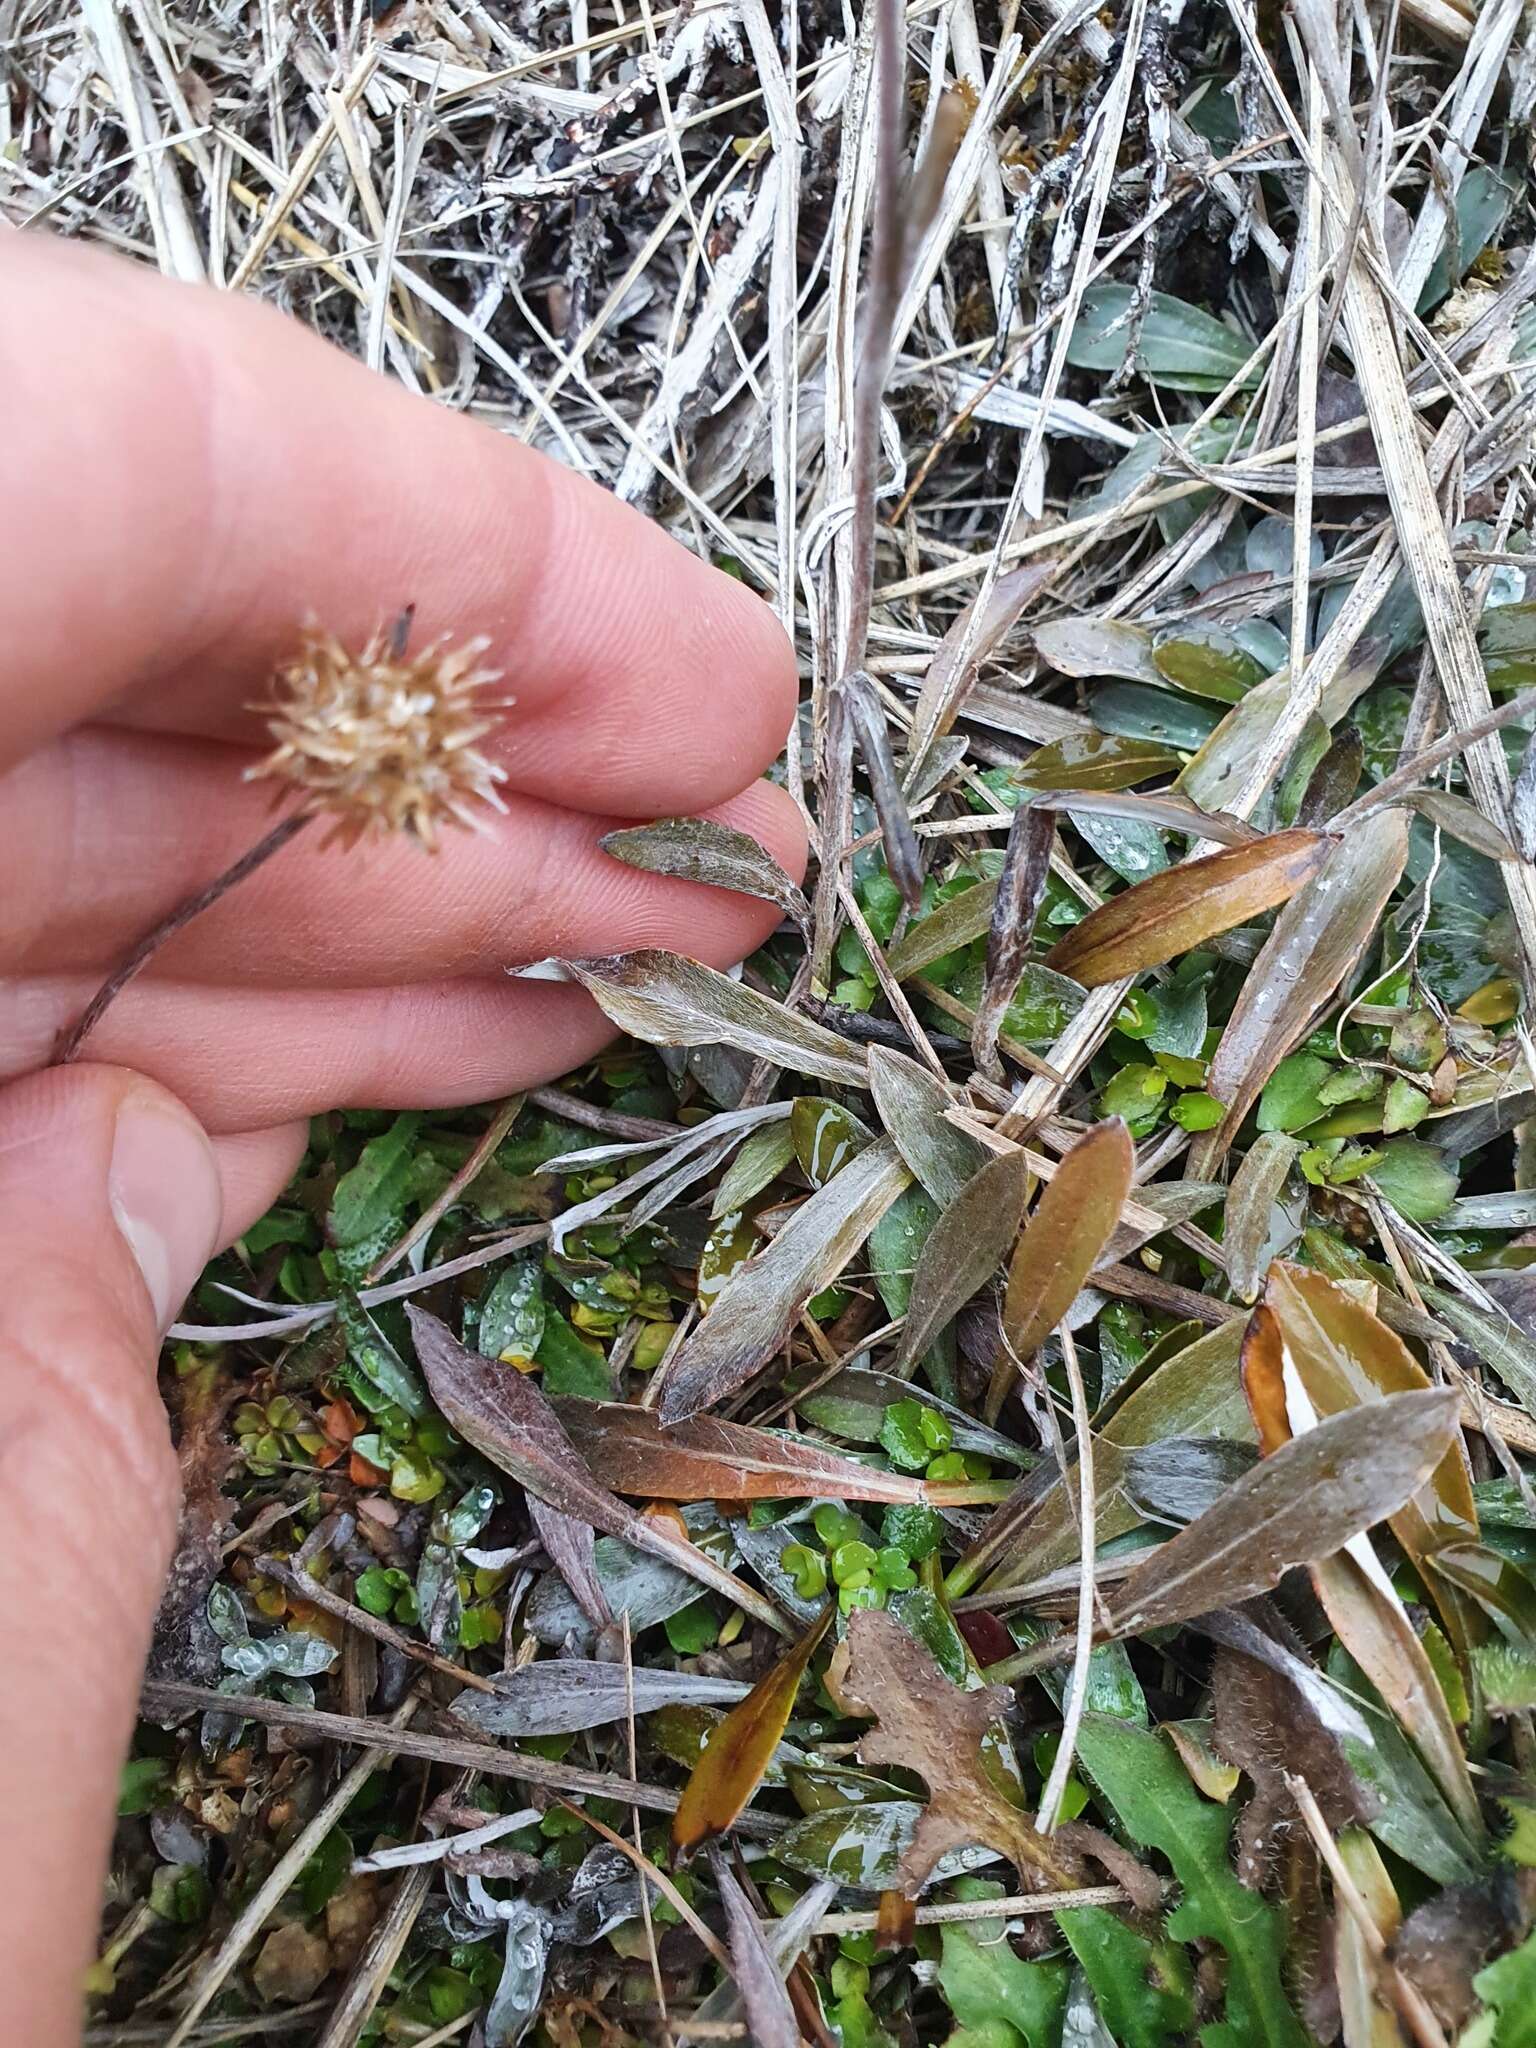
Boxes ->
[867,1045,991,1204]
[1240,1299,1482,1836]
[1044,830,1330,987]
[1029,785,1260,847]
[988,1121,1133,1420]
[452,1661,749,1739]
[599,816,811,934]
[846,1607,1080,1896]
[1015,731,1182,792]
[406,1308,788,1634]
[1261,1264,1479,1586]
[974,804,1056,1071]
[564,951,868,1088]
[1101,1388,1461,1637]
[1224,1134,1301,1303]
[1197,810,1410,1168]
[895,1148,1032,1374]
[658,1140,912,1422]
[554,1397,937,1503]
[887,882,998,980]
[1032,615,1161,684]
[672,1605,834,1859]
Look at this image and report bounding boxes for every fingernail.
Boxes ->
[109,1092,222,1330]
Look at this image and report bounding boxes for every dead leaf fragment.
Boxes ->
[845,1607,1080,1895]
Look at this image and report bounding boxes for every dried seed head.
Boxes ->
[247,623,509,850]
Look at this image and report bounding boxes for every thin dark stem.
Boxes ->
[842,0,905,675]
[56,811,311,1064]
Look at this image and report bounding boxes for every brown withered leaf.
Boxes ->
[1101,1389,1461,1637]
[554,1396,933,1503]
[895,1148,1033,1374]
[527,1498,611,1632]
[1239,1299,1481,1837]
[1261,1263,1478,1563]
[672,1605,833,1859]
[658,1140,912,1422]
[406,1308,788,1635]
[1196,810,1410,1168]
[1044,830,1331,987]
[974,803,1056,1072]
[599,816,811,935]
[988,1120,1134,1421]
[845,1607,1081,1896]
[1392,1874,1530,2033]
[866,1045,990,1204]
[564,951,868,1089]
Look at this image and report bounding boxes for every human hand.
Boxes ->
[0,232,803,2041]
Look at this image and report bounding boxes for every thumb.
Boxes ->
[0,1064,223,2045]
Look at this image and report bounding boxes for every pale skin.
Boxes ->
[0,233,806,2042]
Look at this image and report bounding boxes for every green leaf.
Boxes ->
[338,1292,428,1417]
[329,1112,424,1270]
[1472,1923,1536,2048]
[938,1901,1069,2048]
[534,1310,612,1398]
[477,1257,546,1363]
[1057,1905,1194,2048]
[1067,285,1260,390]
[117,1757,170,1817]
[1369,1139,1458,1222]
[1073,1717,1308,2048]
[1256,1051,1331,1133]
[1474,1642,1536,1715]
[1419,166,1517,312]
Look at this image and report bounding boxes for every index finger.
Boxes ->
[0,234,797,815]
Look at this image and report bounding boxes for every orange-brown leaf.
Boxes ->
[1044,830,1330,987]
[1261,1264,1479,1598]
[671,1605,833,1859]
[990,1120,1134,1420]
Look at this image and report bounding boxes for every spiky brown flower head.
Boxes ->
[246,622,510,850]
